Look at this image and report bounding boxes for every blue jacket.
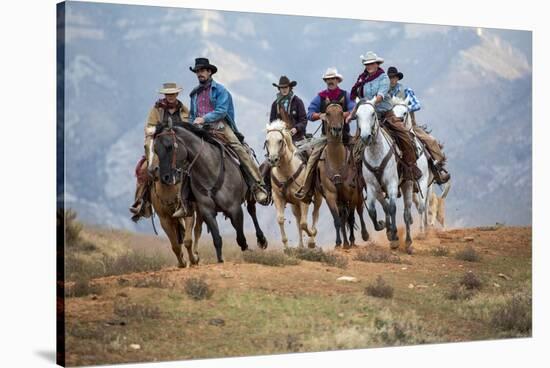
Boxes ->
[389,82,422,112]
[189,79,239,133]
[362,72,392,113]
[306,90,355,121]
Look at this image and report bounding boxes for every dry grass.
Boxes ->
[460,271,482,290]
[242,250,300,267]
[354,247,403,264]
[65,277,102,298]
[490,292,532,334]
[283,247,348,268]
[430,246,450,257]
[113,301,161,319]
[447,285,476,300]
[365,276,394,299]
[184,277,214,300]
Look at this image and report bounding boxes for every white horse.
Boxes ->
[264,120,322,248]
[390,96,433,233]
[355,97,414,253]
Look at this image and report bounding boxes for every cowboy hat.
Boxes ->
[189,57,218,74]
[360,51,384,65]
[322,67,343,82]
[158,82,183,94]
[387,66,404,80]
[272,75,297,88]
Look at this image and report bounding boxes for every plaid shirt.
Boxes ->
[196,85,214,117]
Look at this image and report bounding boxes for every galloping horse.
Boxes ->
[318,102,368,249]
[355,97,415,253]
[390,95,432,233]
[161,123,267,263]
[264,118,322,248]
[149,123,203,267]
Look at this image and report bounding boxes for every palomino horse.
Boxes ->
[318,102,368,249]
[390,95,432,233]
[264,118,322,248]
[163,123,267,263]
[149,123,202,267]
[354,97,415,253]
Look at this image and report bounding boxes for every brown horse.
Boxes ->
[317,103,368,248]
[149,125,203,268]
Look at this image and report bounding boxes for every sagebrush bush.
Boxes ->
[184,278,214,301]
[66,277,102,298]
[365,276,394,299]
[455,246,481,262]
[430,246,449,257]
[114,301,161,319]
[460,271,482,290]
[447,284,475,300]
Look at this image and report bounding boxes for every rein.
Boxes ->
[154,129,178,170]
[266,128,304,198]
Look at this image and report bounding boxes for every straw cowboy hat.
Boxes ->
[189,57,218,74]
[387,66,404,80]
[272,75,297,88]
[158,82,183,94]
[360,51,384,65]
[322,67,344,82]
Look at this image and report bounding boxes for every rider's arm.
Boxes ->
[375,74,390,104]
[293,97,308,133]
[269,101,278,122]
[307,95,322,121]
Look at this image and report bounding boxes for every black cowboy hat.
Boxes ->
[387,66,404,80]
[272,75,297,88]
[189,57,218,74]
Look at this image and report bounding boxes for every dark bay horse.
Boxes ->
[155,123,267,263]
[317,103,368,248]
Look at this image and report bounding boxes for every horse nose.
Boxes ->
[162,174,171,183]
[269,156,279,165]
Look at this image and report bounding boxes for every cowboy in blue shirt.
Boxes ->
[350,52,422,182]
[172,58,269,217]
[387,66,449,184]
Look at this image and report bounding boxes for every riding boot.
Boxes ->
[172,175,193,218]
[432,161,451,184]
[130,159,153,222]
[259,161,272,202]
[295,140,325,202]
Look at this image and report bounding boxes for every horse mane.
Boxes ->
[390,95,407,107]
[173,123,220,146]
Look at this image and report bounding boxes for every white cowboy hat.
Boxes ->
[158,82,183,94]
[360,51,384,65]
[322,67,344,82]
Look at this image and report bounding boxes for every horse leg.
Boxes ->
[201,209,224,263]
[290,204,304,248]
[357,197,369,242]
[402,181,414,254]
[339,203,350,249]
[192,211,203,264]
[228,205,248,252]
[273,192,289,248]
[348,207,356,247]
[246,200,267,249]
[159,216,186,268]
[366,186,385,231]
[307,192,322,248]
[182,214,199,266]
[325,193,342,248]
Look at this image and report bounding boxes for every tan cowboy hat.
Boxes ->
[158,82,182,94]
[322,67,344,82]
[360,51,384,65]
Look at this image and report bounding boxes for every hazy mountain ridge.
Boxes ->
[60,2,532,239]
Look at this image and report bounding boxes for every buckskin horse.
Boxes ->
[159,123,267,263]
[149,123,203,267]
[317,102,368,249]
[264,116,322,249]
[355,97,415,253]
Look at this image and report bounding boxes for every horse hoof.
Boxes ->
[390,240,400,250]
[217,259,225,263]
[406,246,414,255]
[307,241,316,249]
[361,231,369,242]
[178,262,187,269]
[258,236,268,249]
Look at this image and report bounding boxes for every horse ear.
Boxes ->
[355,97,360,104]
[369,96,377,104]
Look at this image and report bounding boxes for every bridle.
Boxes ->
[355,100,380,141]
[392,102,411,127]
[264,129,287,161]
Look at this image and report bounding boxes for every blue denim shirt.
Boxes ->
[362,72,391,113]
[189,79,239,133]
